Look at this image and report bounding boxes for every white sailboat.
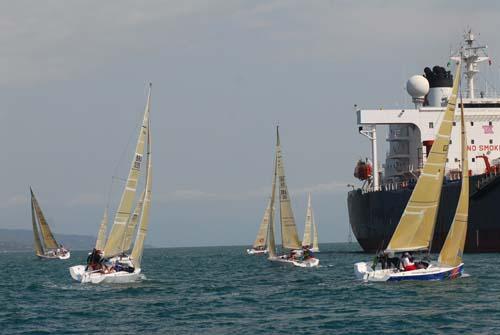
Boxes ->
[302,193,319,253]
[246,199,272,255]
[30,188,70,260]
[69,84,153,284]
[266,127,319,268]
[354,62,468,282]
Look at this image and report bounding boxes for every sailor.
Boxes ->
[401,252,417,271]
[386,251,400,269]
[377,251,388,269]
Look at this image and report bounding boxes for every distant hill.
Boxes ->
[0,229,96,252]
[0,229,154,252]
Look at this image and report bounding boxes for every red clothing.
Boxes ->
[404,264,417,271]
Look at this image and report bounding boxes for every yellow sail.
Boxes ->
[276,127,301,250]
[131,117,152,269]
[438,97,468,267]
[31,189,59,250]
[30,188,44,255]
[267,154,278,259]
[122,191,145,252]
[386,64,461,252]
[302,193,313,247]
[104,85,151,257]
[312,213,319,251]
[253,198,271,249]
[95,207,108,251]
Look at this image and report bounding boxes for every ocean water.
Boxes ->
[1,243,500,334]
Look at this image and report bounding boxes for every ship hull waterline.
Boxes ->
[347,173,500,253]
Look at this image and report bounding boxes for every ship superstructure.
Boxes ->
[348,31,500,252]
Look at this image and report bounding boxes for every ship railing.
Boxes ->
[362,180,417,193]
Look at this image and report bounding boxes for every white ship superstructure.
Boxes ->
[357,30,500,189]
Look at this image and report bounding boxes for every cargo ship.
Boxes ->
[348,30,500,252]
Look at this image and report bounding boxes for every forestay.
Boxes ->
[386,64,461,253]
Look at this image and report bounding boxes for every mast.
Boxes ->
[131,103,153,269]
[104,84,151,257]
[30,188,44,255]
[450,30,489,99]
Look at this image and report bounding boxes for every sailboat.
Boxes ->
[69,84,153,284]
[354,62,468,281]
[266,126,319,268]
[30,188,70,260]
[302,193,319,253]
[246,199,272,255]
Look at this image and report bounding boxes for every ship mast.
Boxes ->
[451,30,489,99]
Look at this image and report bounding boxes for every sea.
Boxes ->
[1,243,500,334]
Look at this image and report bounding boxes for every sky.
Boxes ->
[2,0,500,247]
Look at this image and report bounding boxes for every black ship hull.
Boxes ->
[347,173,500,253]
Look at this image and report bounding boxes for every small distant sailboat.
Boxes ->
[266,126,319,268]
[30,188,70,260]
[69,84,153,284]
[354,62,468,281]
[302,193,319,253]
[246,199,272,255]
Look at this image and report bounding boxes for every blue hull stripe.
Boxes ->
[387,265,463,282]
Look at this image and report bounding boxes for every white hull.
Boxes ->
[37,251,71,260]
[246,248,268,255]
[354,261,464,282]
[270,255,320,268]
[69,265,141,284]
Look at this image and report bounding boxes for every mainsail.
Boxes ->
[276,127,301,250]
[267,153,278,259]
[131,117,152,269]
[30,188,44,255]
[438,95,468,267]
[122,191,145,252]
[312,212,319,251]
[253,199,271,249]
[386,64,461,252]
[104,85,151,257]
[31,188,59,250]
[95,207,108,251]
[302,193,313,247]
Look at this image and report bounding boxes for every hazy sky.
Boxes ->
[2,1,500,247]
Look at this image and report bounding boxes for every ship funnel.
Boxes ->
[423,66,453,107]
[406,75,429,106]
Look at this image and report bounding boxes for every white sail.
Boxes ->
[131,117,152,269]
[302,193,313,247]
[95,207,108,251]
[276,127,301,250]
[30,188,44,256]
[253,199,271,249]
[312,212,319,251]
[122,191,145,252]
[104,85,151,257]
[267,154,278,259]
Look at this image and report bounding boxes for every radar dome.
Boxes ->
[406,75,430,98]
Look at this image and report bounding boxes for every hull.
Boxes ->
[348,174,500,252]
[246,248,268,255]
[69,265,141,284]
[37,251,71,260]
[354,261,463,282]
